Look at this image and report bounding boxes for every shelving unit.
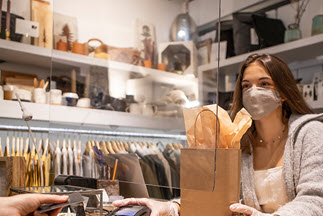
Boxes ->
[198,34,323,75]
[0,40,197,87]
[0,100,185,130]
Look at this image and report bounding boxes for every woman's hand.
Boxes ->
[230,203,271,216]
[0,194,69,216]
[113,198,179,216]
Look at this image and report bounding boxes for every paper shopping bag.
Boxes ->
[181,148,241,216]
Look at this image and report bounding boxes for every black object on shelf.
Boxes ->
[214,20,236,58]
[54,175,97,189]
[252,14,286,48]
[232,12,265,55]
[0,11,24,42]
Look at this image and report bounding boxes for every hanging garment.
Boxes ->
[61,144,68,175]
[54,145,61,177]
[73,144,80,176]
[139,159,163,199]
[68,142,74,175]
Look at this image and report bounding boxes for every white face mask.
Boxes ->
[242,87,282,120]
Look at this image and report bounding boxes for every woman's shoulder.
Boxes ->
[288,113,323,135]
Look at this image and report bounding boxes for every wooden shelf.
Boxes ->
[198,34,323,75]
[0,100,185,130]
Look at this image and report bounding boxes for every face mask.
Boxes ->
[242,87,282,120]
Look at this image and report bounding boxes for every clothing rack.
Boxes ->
[0,124,187,140]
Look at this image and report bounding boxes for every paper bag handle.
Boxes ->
[193,107,220,191]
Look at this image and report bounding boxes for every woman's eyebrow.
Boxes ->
[259,77,272,81]
[241,79,250,82]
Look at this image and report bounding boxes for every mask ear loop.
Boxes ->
[193,108,220,192]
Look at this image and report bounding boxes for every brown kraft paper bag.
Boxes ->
[181,105,251,216]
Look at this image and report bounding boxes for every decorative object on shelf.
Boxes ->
[3,84,16,100]
[197,39,212,65]
[31,0,53,49]
[284,23,302,42]
[76,97,91,108]
[157,63,167,71]
[48,89,62,105]
[87,38,108,60]
[5,0,9,40]
[285,0,310,42]
[56,40,68,51]
[143,60,152,68]
[62,92,79,107]
[158,40,197,76]
[0,11,24,42]
[169,0,197,44]
[312,15,323,36]
[303,84,314,103]
[71,41,85,55]
[54,13,78,51]
[108,46,141,65]
[135,19,156,67]
[33,88,46,104]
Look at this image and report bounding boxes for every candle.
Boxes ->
[6,0,10,40]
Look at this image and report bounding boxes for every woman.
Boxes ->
[113,54,323,216]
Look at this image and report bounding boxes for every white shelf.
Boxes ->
[308,100,323,110]
[0,39,197,87]
[0,100,185,130]
[198,34,323,75]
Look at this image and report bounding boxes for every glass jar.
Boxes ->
[284,23,302,43]
[312,15,323,36]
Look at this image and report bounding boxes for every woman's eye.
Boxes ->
[261,82,271,87]
[242,84,250,89]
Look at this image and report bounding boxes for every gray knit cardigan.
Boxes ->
[241,113,323,216]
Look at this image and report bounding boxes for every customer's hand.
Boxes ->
[0,194,69,216]
[230,203,271,216]
[113,198,179,216]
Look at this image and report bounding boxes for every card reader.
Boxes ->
[108,205,151,216]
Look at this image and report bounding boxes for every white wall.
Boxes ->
[52,0,183,47]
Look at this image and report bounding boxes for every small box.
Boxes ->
[0,156,25,196]
[158,41,197,76]
[303,84,314,103]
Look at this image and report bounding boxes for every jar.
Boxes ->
[284,23,302,43]
[312,15,323,36]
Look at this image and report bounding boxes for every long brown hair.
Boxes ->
[229,54,314,153]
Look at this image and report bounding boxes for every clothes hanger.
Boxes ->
[5,136,10,157]
[100,140,109,155]
[0,138,3,157]
[111,141,120,153]
[16,137,20,156]
[11,136,16,156]
[128,142,137,153]
[84,140,91,155]
[44,138,49,157]
[37,138,43,156]
[116,141,125,151]
[95,140,101,149]
[166,143,175,150]
[20,136,24,156]
[78,140,82,164]
[124,142,129,151]
[24,137,30,156]
[106,141,115,154]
